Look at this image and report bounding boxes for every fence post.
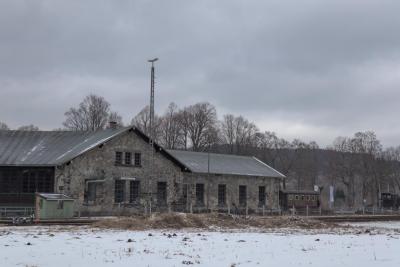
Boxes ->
[228,203,230,215]
[149,201,152,215]
[319,205,322,216]
[246,205,248,216]
[292,205,295,216]
[306,205,309,217]
[262,205,265,217]
[190,202,193,214]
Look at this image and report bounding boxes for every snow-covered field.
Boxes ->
[1,223,400,267]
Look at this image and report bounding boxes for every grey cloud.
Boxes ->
[1,0,400,147]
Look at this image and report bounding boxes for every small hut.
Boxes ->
[35,193,74,220]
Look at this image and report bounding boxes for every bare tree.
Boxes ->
[131,105,162,140]
[108,111,124,128]
[159,103,183,149]
[176,108,191,150]
[220,114,258,154]
[0,122,9,130]
[221,114,235,153]
[184,102,218,151]
[354,131,383,207]
[63,94,119,131]
[329,136,360,207]
[17,124,39,131]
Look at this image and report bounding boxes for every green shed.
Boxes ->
[35,193,74,220]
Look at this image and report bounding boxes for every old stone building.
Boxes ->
[0,126,284,216]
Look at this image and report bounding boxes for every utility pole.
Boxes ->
[147,57,158,215]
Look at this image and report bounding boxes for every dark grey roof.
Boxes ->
[167,150,285,178]
[0,127,129,166]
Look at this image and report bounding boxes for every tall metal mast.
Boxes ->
[147,57,158,214]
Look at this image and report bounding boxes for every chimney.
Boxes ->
[108,121,117,129]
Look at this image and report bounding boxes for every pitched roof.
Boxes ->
[167,149,285,178]
[0,128,285,178]
[0,127,129,166]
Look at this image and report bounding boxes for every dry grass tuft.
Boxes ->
[93,213,336,231]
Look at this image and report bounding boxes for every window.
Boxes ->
[115,152,123,165]
[259,186,266,207]
[157,182,167,206]
[87,183,97,202]
[295,195,299,200]
[196,183,205,206]
[129,181,140,203]
[134,153,142,167]
[239,185,247,207]
[21,171,53,193]
[125,152,132,165]
[182,184,189,204]
[288,194,293,200]
[218,184,226,206]
[114,180,125,203]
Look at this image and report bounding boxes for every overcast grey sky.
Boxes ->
[1,0,400,147]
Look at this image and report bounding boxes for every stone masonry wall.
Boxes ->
[183,173,281,214]
[53,129,281,216]
[54,130,184,216]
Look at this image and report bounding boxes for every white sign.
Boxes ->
[329,185,334,203]
[121,177,137,180]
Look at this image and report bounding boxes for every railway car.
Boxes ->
[280,190,320,210]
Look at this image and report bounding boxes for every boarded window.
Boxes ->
[218,184,226,206]
[239,185,247,207]
[157,182,167,206]
[134,153,142,167]
[258,186,266,206]
[125,152,132,165]
[115,152,123,165]
[196,183,205,206]
[129,180,140,203]
[114,180,125,203]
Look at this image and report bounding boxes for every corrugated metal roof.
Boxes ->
[167,150,285,178]
[0,127,129,166]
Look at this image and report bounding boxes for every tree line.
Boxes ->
[2,94,400,208]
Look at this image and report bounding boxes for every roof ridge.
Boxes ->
[167,149,256,159]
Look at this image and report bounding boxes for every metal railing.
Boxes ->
[0,206,35,218]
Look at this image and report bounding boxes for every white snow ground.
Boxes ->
[0,224,400,267]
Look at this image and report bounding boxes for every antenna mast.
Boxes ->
[147,57,158,214]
